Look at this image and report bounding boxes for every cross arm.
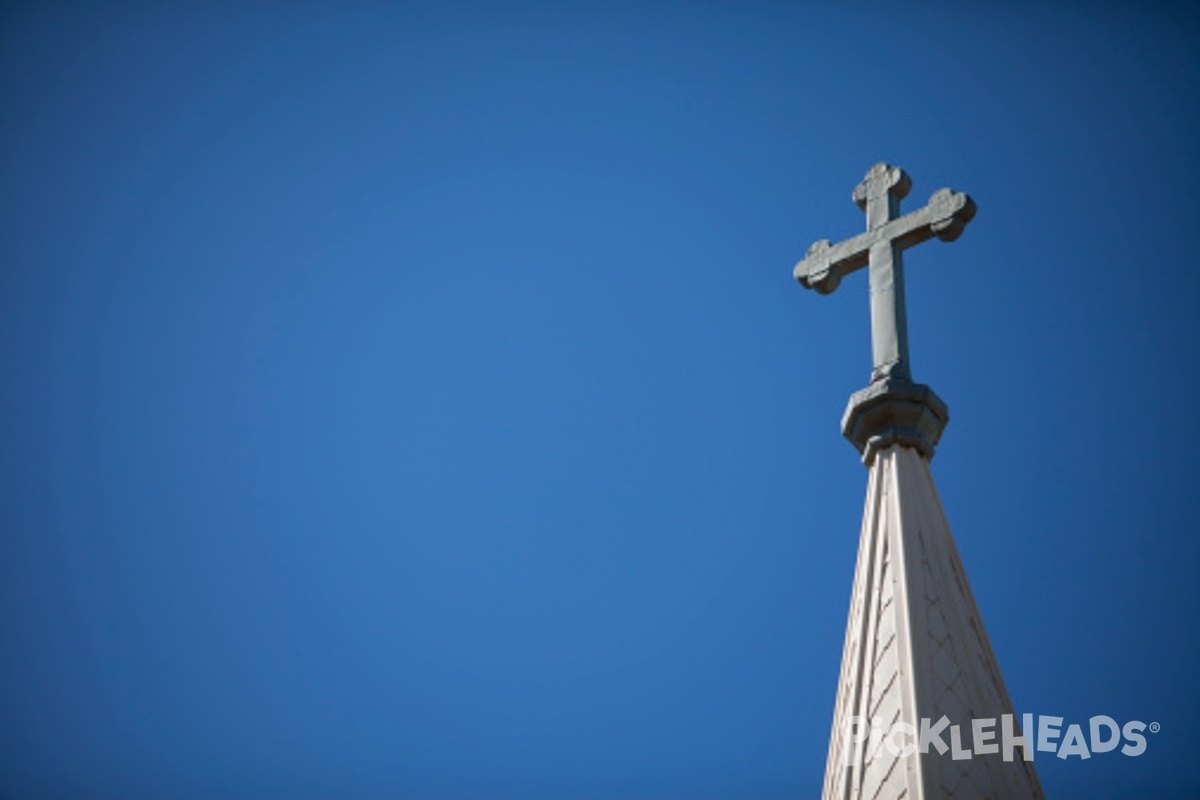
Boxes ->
[793,187,976,294]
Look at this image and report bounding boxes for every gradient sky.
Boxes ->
[2,3,1198,798]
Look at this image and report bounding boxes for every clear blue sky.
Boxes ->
[2,3,1198,798]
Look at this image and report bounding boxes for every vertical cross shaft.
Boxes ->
[857,165,914,383]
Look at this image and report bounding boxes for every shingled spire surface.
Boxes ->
[820,446,1043,798]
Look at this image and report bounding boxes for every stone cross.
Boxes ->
[793,163,976,384]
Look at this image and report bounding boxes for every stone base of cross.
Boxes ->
[793,163,975,465]
[841,376,948,465]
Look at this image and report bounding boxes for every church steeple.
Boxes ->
[794,164,1043,798]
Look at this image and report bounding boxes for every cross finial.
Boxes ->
[793,163,976,464]
[794,163,975,384]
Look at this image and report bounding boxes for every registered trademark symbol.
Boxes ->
[1149,722,1161,733]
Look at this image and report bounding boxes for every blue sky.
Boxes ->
[2,3,1198,798]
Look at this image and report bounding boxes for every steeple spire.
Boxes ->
[794,164,1043,798]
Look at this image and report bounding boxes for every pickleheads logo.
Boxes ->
[841,714,1158,766]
